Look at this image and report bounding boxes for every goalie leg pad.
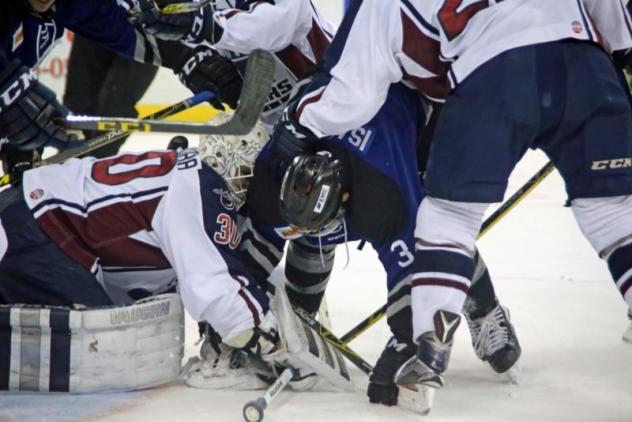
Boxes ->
[265,286,355,392]
[0,294,184,393]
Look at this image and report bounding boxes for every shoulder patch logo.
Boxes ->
[12,23,24,52]
[29,188,45,200]
[36,21,57,61]
[571,21,583,34]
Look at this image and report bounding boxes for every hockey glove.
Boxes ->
[269,106,321,176]
[0,60,77,151]
[613,49,632,72]
[178,47,242,110]
[130,0,223,44]
[368,337,416,406]
[0,142,38,187]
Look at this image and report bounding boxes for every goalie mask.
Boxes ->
[279,151,346,237]
[199,112,268,207]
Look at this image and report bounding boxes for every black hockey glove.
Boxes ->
[0,142,38,187]
[269,106,320,176]
[613,49,632,71]
[367,337,416,406]
[178,47,242,110]
[128,0,223,44]
[0,59,77,151]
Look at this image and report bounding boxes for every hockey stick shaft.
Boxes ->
[0,91,213,189]
[46,91,214,166]
[339,161,556,345]
[243,367,293,422]
[63,50,275,136]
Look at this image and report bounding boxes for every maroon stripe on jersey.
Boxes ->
[274,46,316,79]
[400,9,448,77]
[306,18,330,63]
[584,12,605,49]
[412,278,469,293]
[294,88,324,120]
[97,237,170,269]
[403,71,451,100]
[234,277,261,326]
[37,210,99,270]
[621,277,632,297]
[35,196,165,271]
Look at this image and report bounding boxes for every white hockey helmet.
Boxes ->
[198,112,268,207]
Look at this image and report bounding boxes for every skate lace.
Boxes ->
[472,306,509,358]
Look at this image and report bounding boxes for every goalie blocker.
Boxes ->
[0,294,183,393]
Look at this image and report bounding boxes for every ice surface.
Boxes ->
[1,134,630,422]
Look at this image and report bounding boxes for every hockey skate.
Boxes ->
[393,310,461,415]
[464,299,521,382]
[623,309,632,344]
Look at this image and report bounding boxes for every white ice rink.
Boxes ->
[1,133,630,422]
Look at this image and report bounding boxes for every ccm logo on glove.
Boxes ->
[0,69,35,112]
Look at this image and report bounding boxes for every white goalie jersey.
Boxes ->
[296,0,632,138]
[21,149,267,340]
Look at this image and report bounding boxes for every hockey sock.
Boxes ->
[464,253,497,319]
[607,242,632,306]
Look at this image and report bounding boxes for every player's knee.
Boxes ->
[415,196,488,254]
[571,195,632,257]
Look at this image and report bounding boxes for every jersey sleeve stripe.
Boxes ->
[618,0,632,40]
[575,0,595,42]
[400,0,439,38]
[233,276,261,326]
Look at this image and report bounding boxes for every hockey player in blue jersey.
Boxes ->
[0,0,242,184]
[225,83,521,406]
[258,0,632,400]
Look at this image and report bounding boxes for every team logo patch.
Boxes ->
[212,188,235,210]
[571,21,583,34]
[12,23,24,52]
[29,188,44,200]
[274,226,303,240]
[36,21,57,61]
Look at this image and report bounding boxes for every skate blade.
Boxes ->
[398,384,435,415]
[499,360,521,385]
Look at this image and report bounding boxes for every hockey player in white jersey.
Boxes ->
[263,0,632,402]
[0,115,318,392]
[130,0,335,129]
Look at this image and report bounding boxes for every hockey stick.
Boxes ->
[0,91,213,189]
[160,0,212,14]
[242,367,294,422]
[63,50,275,135]
[339,161,556,345]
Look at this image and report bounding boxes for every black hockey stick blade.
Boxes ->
[63,50,275,135]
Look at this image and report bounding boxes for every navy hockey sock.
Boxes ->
[607,242,632,305]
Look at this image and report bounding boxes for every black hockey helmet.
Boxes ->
[279,151,345,235]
